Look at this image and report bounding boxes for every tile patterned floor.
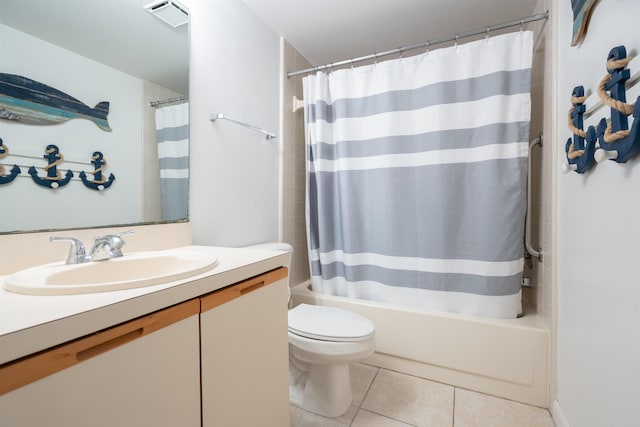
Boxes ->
[290,363,554,427]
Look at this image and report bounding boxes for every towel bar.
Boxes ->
[210,113,276,140]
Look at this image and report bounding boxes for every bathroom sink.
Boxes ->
[3,250,219,295]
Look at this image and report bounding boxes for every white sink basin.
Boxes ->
[3,250,218,295]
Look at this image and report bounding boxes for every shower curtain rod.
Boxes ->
[287,10,549,78]
[150,95,188,108]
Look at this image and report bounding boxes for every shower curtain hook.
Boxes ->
[520,19,524,33]
[485,27,490,43]
[454,34,459,48]
[425,41,430,54]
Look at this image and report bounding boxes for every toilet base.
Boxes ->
[289,360,353,418]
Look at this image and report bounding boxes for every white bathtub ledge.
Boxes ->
[291,282,549,408]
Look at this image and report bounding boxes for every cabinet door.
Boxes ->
[0,300,201,427]
[201,268,290,427]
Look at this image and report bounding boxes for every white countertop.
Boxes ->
[0,245,291,365]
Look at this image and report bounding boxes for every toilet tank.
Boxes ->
[243,242,293,272]
[243,242,293,304]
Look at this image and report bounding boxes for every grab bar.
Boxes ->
[526,134,543,261]
[210,113,277,140]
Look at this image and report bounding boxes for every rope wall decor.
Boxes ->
[564,86,595,174]
[0,138,115,190]
[564,45,640,174]
[0,139,20,185]
[79,151,116,191]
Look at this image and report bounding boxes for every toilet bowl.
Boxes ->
[242,242,376,417]
[288,303,375,417]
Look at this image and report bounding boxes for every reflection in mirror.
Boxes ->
[0,0,189,234]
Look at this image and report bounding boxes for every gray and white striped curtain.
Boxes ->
[303,32,533,318]
[155,102,189,221]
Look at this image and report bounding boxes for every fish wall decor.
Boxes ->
[0,73,111,131]
[571,0,599,47]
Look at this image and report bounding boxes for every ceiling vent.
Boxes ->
[144,0,189,27]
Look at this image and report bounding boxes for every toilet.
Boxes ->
[288,303,375,417]
[243,242,376,417]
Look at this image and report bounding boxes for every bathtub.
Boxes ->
[290,281,549,408]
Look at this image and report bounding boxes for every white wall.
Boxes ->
[556,1,640,425]
[185,0,281,247]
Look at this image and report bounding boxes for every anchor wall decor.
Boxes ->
[28,144,73,189]
[0,140,117,190]
[593,46,640,164]
[564,86,596,173]
[564,45,639,173]
[79,151,115,191]
[0,138,21,185]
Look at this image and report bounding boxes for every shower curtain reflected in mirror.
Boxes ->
[303,32,533,319]
[155,102,189,221]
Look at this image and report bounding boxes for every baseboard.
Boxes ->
[551,400,569,427]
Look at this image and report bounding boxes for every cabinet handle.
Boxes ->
[0,299,199,396]
[238,281,264,295]
[200,267,288,312]
[76,328,143,362]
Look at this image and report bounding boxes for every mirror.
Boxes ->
[0,0,189,234]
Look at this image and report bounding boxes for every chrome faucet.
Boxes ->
[49,236,88,264]
[50,231,134,264]
[89,231,134,261]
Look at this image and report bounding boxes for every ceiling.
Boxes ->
[240,0,539,67]
[0,0,189,94]
[0,0,539,90]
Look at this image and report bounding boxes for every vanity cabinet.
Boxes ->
[0,300,201,427]
[200,267,290,427]
[0,266,290,427]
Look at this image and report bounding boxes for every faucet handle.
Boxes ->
[50,236,87,264]
[115,230,135,239]
[109,230,134,254]
[90,230,134,261]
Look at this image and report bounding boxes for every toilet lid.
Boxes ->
[288,304,375,342]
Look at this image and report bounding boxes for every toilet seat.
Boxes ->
[288,304,375,342]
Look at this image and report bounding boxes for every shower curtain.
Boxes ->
[303,32,533,318]
[155,102,189,221]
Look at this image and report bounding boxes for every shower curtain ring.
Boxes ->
[425,41,430,54]
[485,27,490,42]
[454,34,459,48]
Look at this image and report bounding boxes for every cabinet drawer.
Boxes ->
[200,267,288,312]
[0,298,200,396]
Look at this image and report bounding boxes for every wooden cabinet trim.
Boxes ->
[200,267,288,313]
[0,266,289,397]
[0,298,199,396]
